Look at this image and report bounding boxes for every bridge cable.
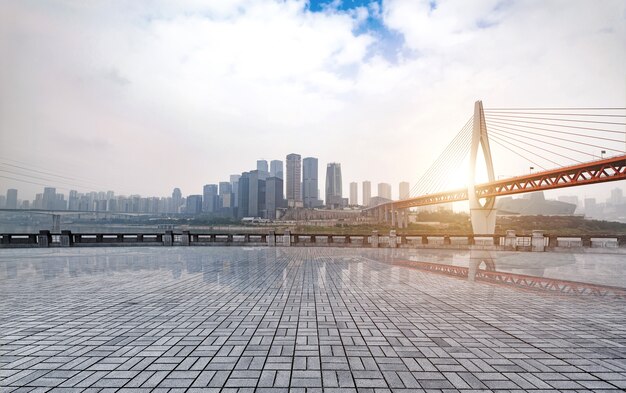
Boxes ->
[488,133,561,168]
[487,125,620,157]
[487,139,547,171]
[484,114,626,126]
[482,111,626,118]
[483,116,625,134]
[408,117,472,196]
[488,129,583,164]
[483,119,626,144]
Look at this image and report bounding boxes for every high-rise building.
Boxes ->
[270,160,284,179]
[42,187,56,210]
[303,157,320,208]
[257,160,269,180]
[378,183,392,200]
[610,188,624,205]
[265,177,284,220]
[362,181,371,206]
[6,189,18,209]
[0,195,5,209]
[219,182,233,210]
[172,188,182,213]
[230,174,240,208]
[238,172,250,218]
[325,163,343,209]
[203,184,218,213]
[68,190,79,211]
[286,153,302,208]
[349,182,358,206]
[186,195,203,214]
[247,170,261,217]
[399,181,410,200]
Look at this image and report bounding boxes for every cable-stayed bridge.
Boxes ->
[365,101,626,233]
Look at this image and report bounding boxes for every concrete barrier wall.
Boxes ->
[1,230,625,251]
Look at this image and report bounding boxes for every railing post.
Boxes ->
[284,230,291,247]
[38,230,50,247]
[467,235,475,246]
[345,235,351,244]
[243,234,250,243]
[60,230,72,247]
[1,234,9,245]
[163,230,173,246]
[181,231,190,246]
[421,235,428,245]
[268,231,275,247]
[548,235,558,248]
[137,234,144,243]
[293,234,299,245]
[504,229,517,250]
[371,230,379,248]
[531,230,545,252]
[389,230,397,248]
[328,235,334,244]
[96,234,104,243]
[443,235,450,246]
[581,235,592,247]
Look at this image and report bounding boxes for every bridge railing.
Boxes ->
[1,230,624,250]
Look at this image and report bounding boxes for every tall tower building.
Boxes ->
[219,182,232,209]
[238,172,250,218]
[349,182,358,206]
[286,153,302,208]
[303,157,319,208]
[230,174,240,208]
[362,181,371,207]
[378,183,392,200]
[172,188,182,213]
[325,163,343,209]
[42,187,56,210]
[399,181,410,200]
[203,184,218,213]
[265,177,284,220]
[257,160,268,180]
[5,189,18,209]
[270,160,283,179]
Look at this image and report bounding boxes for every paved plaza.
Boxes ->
[1,247,625,392]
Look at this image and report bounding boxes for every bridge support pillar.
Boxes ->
[52,214,61,232]
[532,230,545,252]
[371,230,379,248]
[470,208,497,235]
[284,230,291,247]
[391,208,396,227]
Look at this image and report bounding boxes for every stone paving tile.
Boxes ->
[1,247,626,392]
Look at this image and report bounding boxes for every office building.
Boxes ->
[6,189,17,209]
[230,174,240,208]
[286,153,302,207]
[237,173,250,218]
[172,188,182,213]
[219,182,232,209]
[247,170,261,217]
[303,157,320,208]
[266,177,284,220]
[186,195,203,214]
[349,182,358,206]
[399,181,410,200]
[325,163,344,209]
[257,160,268,180]
[42,187,56,210]
[203,184,218,213]
[363,181,371,206]
[270,160,284,179]
[378,183,392,200]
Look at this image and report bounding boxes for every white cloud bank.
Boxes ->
[1,0,624,201]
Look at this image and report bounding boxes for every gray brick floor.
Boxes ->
[1,247,625,392]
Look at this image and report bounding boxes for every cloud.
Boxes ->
[0,0,624,202]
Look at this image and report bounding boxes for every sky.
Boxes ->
[1,0,625,204]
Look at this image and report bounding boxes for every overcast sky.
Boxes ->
[1,0,625,203]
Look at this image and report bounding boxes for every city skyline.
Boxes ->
[1,1,624,203]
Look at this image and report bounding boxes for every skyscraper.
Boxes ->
[349,182,358,206]
[378,183,392,200]
[363,181,371,206]
[303,157,319,208]
[172,188,182,213]
[265,177,284,220]
[219,182,232,210]
[325,163,343,209]
[42,187,56,210]
[230,174,240,208]
[399,181,410,200]
[238,172,250,218]
[257,160,268,180]
[186,195,203,214]
[5,189,17,209]
[247,170,260,217]
[286,153,302,208]
[203,184,218,213]
[270,160,284,179]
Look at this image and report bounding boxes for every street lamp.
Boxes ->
[601,150,606,159]
[529,166,534,174]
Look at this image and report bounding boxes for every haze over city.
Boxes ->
[1,0,625,202]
